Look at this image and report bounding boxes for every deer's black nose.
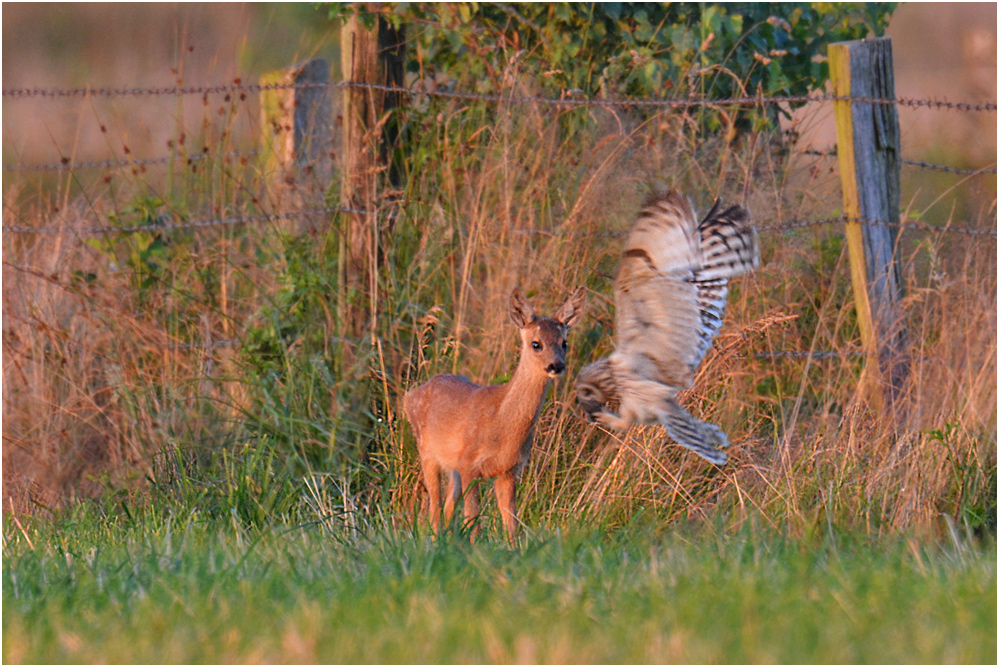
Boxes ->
[546,361,565,375]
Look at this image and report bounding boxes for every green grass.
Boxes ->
[3,504,995,664]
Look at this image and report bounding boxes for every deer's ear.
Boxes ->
[509,288,536,329]
[555,286,586,328]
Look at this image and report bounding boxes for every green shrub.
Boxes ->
[328,2,897,131]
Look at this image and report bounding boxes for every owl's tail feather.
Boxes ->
[695,199,759,283]
[658,399,730,465]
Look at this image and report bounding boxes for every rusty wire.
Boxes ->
[1,207,366,236]
[800,148,998,175]
[3,80,997,112]
[4,209,994,237]
[0,260,870,362]
[2,150,258,173]
[6,147,994,177]
[3,82,995,238]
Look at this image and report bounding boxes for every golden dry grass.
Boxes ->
[2,58,996,539]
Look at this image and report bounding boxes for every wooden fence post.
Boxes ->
[339,13,405,341]
[259,57,333,187]
[829,37,909,412]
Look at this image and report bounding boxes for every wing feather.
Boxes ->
[695,199,759,282]
[614,191,704,389]
[689,199,759,366]
[615,260,702,389]
[623,191,700,277]
[576,189,759,465]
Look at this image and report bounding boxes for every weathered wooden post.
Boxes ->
[259,57,333,186]
[829,37,909,412]
[339,12,405,340]
[337,10,406,459]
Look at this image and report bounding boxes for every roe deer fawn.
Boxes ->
[403,287,586,541]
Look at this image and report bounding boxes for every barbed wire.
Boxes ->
[342,82,1000,112]
[763,215,996,237]
[6,145,993,177]
[5,208,992,238]
[1,149,259,173]
[4,80,997,112]
[521,213,996,237]
[902,158,998,175]
[0,266,955,364]
[757,216,846,233]
[799,148,998,176]
[754,350,869,359]
[166,340,237,351]
[800,148,838,158]
[150,344,874,359]
[0,268,867,362]
[0,287,855,361]
[1,81,330,98]
[1,207,368,236]
[553,215,994,236]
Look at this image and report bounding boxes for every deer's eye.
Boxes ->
[562,340,568,351]
[532,341,542,351]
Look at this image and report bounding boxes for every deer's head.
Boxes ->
[509,287,586,379]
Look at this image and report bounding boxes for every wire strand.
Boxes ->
[1,207,368,235]
[3,80,997,112]
[2,150,258,173]
[4,210,994,237]
[799,148,997,175]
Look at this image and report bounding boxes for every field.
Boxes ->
[2,4,998,664]
[3,501,996,663]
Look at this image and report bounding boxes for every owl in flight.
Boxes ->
[575,190,759,465]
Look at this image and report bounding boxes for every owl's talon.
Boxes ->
[593,409,630,431]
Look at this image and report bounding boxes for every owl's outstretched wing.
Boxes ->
[613,191,707,391]
[576,190,758,466]
[690,198,760,367]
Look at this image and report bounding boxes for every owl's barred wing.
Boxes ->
[614,260,702,389]
[691,276,729,367]
[695,198,760,282]
[613,191,707,389]
[690,199,760,366]
[623,191,701,278]
[575,189,758,465]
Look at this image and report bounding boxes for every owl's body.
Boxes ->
[576,191,759,465]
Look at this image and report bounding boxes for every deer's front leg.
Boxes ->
[494,473,518,542]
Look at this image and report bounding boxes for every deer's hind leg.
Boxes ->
[421,457,443,533]
[443,470,462,526]
[461,474,481,536]
[444,471,481,536]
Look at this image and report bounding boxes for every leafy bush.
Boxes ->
[329,2,897,131]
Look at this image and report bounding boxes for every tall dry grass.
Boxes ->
[2,77,333,513]
[3,65,996,537]
[369,93,997,537]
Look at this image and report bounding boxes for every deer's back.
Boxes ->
[404,374,502,432]
[403,374,516,474]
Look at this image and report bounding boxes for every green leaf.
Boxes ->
[355,1,898,134]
